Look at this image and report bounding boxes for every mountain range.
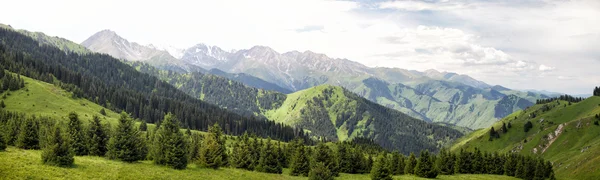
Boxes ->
[81,29,549,129]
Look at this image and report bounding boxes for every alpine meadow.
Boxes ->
[1,0,599,180]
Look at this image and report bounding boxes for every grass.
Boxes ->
[451,97,600,180]
[0,146,518,180]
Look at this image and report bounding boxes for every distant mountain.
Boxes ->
[81,29,548,129]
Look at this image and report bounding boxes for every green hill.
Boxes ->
[451,96,600,180]
[264,85,463,153]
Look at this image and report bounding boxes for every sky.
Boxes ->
[1,0,599,94]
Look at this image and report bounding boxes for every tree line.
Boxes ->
[536,94,584,105]
[0,109,554,180]
[0,28,310,143]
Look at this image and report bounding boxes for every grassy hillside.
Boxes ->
[264,84,463,153]
[2,75,121,125]
[451,96,600,180]
[0,147,518,180]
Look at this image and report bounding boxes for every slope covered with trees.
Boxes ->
[0,27,308,142]
[452,93,600,179]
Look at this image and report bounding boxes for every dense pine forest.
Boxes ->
[0,28,309,143]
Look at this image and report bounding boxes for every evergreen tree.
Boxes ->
[17,116,39,149]
[99,108,106,116]
[501,123,508,133]
[290,145,310,176]
[414,150,438,178]
[370,153,392,180]
[0,131,6,151]
[471,149,483,174]
[524,121,533,132]
[515,156,526,179]
[107,112,145,162]
[139,121,147,131]
[207,123,227,166]
[533,158,546,180]
[187,132,203,163]
[455,149,471,174]
[0,100,5,108]
[256,138,283,174]
[489,127,499,141]
[435,148,454,175]
[504,154,517,176]
[88,115,109,156]
[309,162,333,180]
[312,142,339,176]
[231,133,253,170]
[67,112,88,155]
[199,129,222,169]
[153,113,188,169]
[388,152,401,175]
[397,154,406,175]
[41,126,74,167]
[336,143,352,173]
[404,152,417,174]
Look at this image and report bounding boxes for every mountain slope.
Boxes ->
[0,23,89,54]
[0,27,307,142]
[264,85,463,154]
[451,96,600,180]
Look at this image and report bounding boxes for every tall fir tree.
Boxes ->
[107,112,145,162]
[153,113,188,169]
[290,145,310,176]
[312,142,339,176]
[67,112,88,155]
[435,148,454,175]
[387,152,401,175]
[41,125,74,167]
[397,154,406,175]
[88,115,109,156]
[515,156,526,179]
[404,152,417,175]
[256,138,283,174]
[414,150,438,178]
[504,153,517,176]
[17,116,39,149]
[309,162,333,180]
[231,133,253,170]
[370,153,393,180]
[199,128,222,169]
[336,143,352,173]
[208,123,228,166]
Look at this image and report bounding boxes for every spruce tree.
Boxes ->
[397,154,406,175]
[41,126,74,167]
[387,152,400,175]
[153,113,188,169]
[231,133,253,170]
[404,152,417,174]
[370,153,392,180]
[336,143,352,173]
[414,150,438,178]
[290,145,310,176]
[309,162,333,180]
[208,123,227,166]
[88,115,109,156]
[107,112,145,162]
[504,153,517,176]
[199,130,222,169]
[256,138,283,174]
[0,131,6,151]
[139,121,147,131]
[17,116,39,149]
[312,142,339,176]
[0,100,5,108]
[515,156,526,179]
[435,148,454,175]
[67,112,88,155]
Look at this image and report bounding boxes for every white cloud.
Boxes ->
[539,65,556,72]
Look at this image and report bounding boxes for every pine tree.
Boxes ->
[414,150,438,178]
[0,131,6,151]
[471,148,483,174]
[397,154,406,175]
[231,133,253,170]
[312,142,339,176]
[515,156,526,179]
[107,112,145,162]
[0,100,5,108]
[256,138,283,174]
[139,121,147,131]
[17,116,39,149]
[455,149,471,174]
[404,152,417,174]
[489,127,498,141]
[501,123,508,133]
[41,126,74,167]
[435,148,454,175]
[309,162,333,180]
[388,152,401,175]
[370,153,392,180]
[336,143,352,173]
[67,112,88,155]
[187,132,203,163]
[290,145,310,176]
[208,123,227,166]
[504,154,517,176]
[533,158,546,180]
[153,113,188,169]
[99,108,106,116]
[88,115,109,156]
[199,130,222,169]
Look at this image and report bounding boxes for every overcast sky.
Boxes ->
[1,0,599,94]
